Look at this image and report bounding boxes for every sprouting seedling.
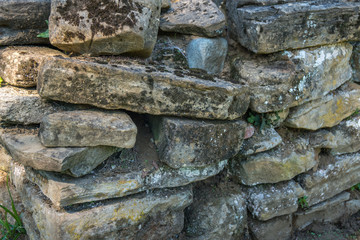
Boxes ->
[37,20,49,38]
[298,196,309,209]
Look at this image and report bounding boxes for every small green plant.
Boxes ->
[0,177,26,240]
[350,183,360,191]
[247,112,270,131]
[298,196,309,209]
[37,20,49,38]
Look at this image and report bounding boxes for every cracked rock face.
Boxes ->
[49,0,161,57]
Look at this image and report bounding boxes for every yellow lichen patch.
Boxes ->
[111,200,148,222]
[116,179,141,195]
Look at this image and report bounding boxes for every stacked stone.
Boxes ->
[0,0,360,239]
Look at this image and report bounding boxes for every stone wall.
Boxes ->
[0,0,360,239]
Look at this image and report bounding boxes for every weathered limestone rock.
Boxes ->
[1,130,117,177]
[184,183,247,240]
[0,46,66,88]
[310,115,360,155]
[39,110,137,148]
[239,127,282,156]
[149,116,246,168]
[232,43,352,113]
[160,0,225,37]
[285,82,360,130]
[186,38,228,74]
[49,0,161,57]
[247,180,305,221]
[0,145,11,172]
[0,0,50,45]
[0,85,86,125]
[351,42,360,82]
[248,215,293,240]
[297,152,360,206]
[227,0,360,53]
[230,135,316,185]
[38,56,249,120]
[294,192,351,230]
[265,109,290,128]
[161,0,170,9]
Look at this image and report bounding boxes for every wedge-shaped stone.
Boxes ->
[286,82,360,130]
[227,0,360,53]
[0,46,66,88]
[149,116,246,168]
[1,130,117,177]
[14,172,192,240]
[49,0,161,57]
[232,43,352,113]
[39,110,137,148]
[160,0,225,37]
[38,56,249,120]
[230,135,316,185]
[0,85,86,125]
[297,152,360,206]
[248,215,293,240]
[247,180,305,221]
[310,115,360,155]
[0,0,50,45]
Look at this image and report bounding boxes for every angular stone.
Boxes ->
[0,85,86,125]
[186,38,228,74]
[49,0,161,57]
[39,110,137,148]
[0,0,50,45]
[310,115,360,155]
[150,116,246,168]
[184,183,247,240]
[351,42,360,82]
[297,152,360,206]
[247,180,305,221]
[285,82,360,130]
[294,192,350,230]
[239,127,282,156]
[231,134,316,185]
[227,0,360,53]
[38,56,249,120]
[265,109,290,128]
[160,0,225,37]
[14,173,193,240]
[1,130,117,177]
[0,46,66,88]
[161,0,170,9]
[0,145,11,172]
[231,43,352,113]
[248,215,293,240]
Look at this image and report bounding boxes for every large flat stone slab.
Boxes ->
[39,110,137,148]
[49,0,161,57]
[149,116,246,168]
[0,0,50,45]
[37,56,249,120]
[0,129,117,177]
[227,0,360,53]
[0,46,66,88]
[285,82,360,130]
[231,43,352,113]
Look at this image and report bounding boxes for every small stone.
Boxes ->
[351,42,360,82]
[161,0,170,9]
[39,110,137,148]
[0,145,11,172]
[160,0,225,37]
[285,82,360,130]
[248,215,293,240]
[244,124,255,140]
[186,38,228,74]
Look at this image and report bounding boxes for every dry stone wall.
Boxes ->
[0,0,360,239]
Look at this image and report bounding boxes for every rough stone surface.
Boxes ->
[0,145,11,172]
[39,110,137,148]
[150,116,246,168]
[186,38,228,74]
[239,127,282,156]
[0,0,50,45]
[49,0,161,57]
[0,85,86,125]
[0,130,117,177]
[38,56,249,120]
[231,134,316,185]
[247,180,305,221]
[184,183,247,240]
[227,0,360,53]
[0,46,66,88]
[160,0,225,37]
[351,42,360,82]
[161,0,170,9]
[297,152,360,206]
[232,43,352,113]
[248,215,293,240]
[285,82,360,130]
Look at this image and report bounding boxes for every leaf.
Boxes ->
[37,20,49,38]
